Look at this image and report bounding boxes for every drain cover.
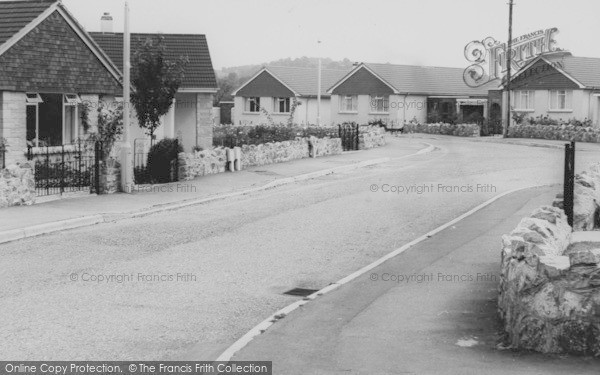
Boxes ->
[283,287,319,297]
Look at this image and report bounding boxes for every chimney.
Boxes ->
[100,12,113,33]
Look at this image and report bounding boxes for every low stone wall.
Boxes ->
[508,124,600,143]
[359,126,386,149]
[178,148,227,180]
[241,138,309,167]
[403,122,480,137]
[0,163,35,208]
[179,137,343,180]
[499,206,600,355]
[310,137,343,157]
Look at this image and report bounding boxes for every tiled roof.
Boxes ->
[89,32,217,89]
[539,54,600,89]
[266,66,352,96]
[0,0,55,46]
[358,63,499,96]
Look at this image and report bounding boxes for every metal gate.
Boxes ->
[480,119,504,136]
[338,123,359,151]
[26,141,101,197]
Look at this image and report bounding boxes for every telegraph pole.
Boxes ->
[503,0,514,138]
[316,40,322,126]
[120,1,133,192]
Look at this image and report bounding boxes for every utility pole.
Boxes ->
[316,40,322,126]
[503,0,514,138]
[120,1,133,192]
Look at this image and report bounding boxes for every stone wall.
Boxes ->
[309,137,343,157]
[178,147,227,180]
[498,206,600,355]
[403,122,480,137]
[178,137,343,180]
[241,138,309,167]
[508,124,600,143]
[0,162,35,208]
[358,125,386,149]
[98,158,120,194]
[0,91,27,165]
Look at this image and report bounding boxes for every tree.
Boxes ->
[130,36,187,139]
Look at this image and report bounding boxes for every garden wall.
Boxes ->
[179,137,343,180]
[508,124,600,143]
[0,163,35,208]
[359,126,386,149]
[499,164,600,355]
[403,122,480,137]
[178,148,228,181]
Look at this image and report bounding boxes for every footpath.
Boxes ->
[0,137,431,244]
[231,185,600,374]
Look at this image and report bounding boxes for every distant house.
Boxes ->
[500,52,600,126]
[231,66,352,125]
[90,31,218,152]
[327,63,498,126]
[0,0,217,168]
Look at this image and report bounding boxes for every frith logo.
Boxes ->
[463,27,564,87]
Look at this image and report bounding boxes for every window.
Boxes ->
[340,95,357,112]
[274,97,290,113]
[513,90,535,110]
[26,93,43,147]
[63,94,82,144]
[370,95,388,113]
[549,90,572,111]
[244,97,260,112]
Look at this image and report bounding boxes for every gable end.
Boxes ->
[331,67,395,96]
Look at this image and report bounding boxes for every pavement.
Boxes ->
[232,185,600,374]
[0,137,430,243]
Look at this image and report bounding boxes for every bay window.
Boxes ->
[26,93,82,147]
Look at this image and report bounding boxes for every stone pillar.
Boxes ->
[196,93,214,150]
[0,91,27,166]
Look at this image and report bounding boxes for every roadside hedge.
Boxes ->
[213,124,338,147]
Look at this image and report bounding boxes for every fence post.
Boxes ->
[174,138,179,182]
[94,141,101,195]
[355,123,359,150]
[60,144,65,195]
[563,141,575,227]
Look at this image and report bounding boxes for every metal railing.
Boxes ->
[26,140,101,197]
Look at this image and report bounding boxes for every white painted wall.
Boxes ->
[174,93,198,152]
[329,94,427,125]
[233,96,332,125]
[507,89,597,126]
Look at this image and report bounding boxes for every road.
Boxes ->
[0,135,598,360]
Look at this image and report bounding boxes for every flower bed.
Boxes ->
[403,122,480,137]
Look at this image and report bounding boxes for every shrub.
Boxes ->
[147,138,183,183]
[213,124,338,147]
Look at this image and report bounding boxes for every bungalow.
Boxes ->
[501,52,600,127]
[231,66,352,125]
[327,63,499,126]
[90,30,218,152]
[0,0,217,169]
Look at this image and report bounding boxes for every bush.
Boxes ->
[147,138,183,183]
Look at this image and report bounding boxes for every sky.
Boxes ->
[61,0,600,70]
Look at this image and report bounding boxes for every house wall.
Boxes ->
[504,89,597,126]
[196,93,213,150]
[174,93,198,152]
[295,97,332,125]
[0,91,27,165]
[329,94,427,125]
